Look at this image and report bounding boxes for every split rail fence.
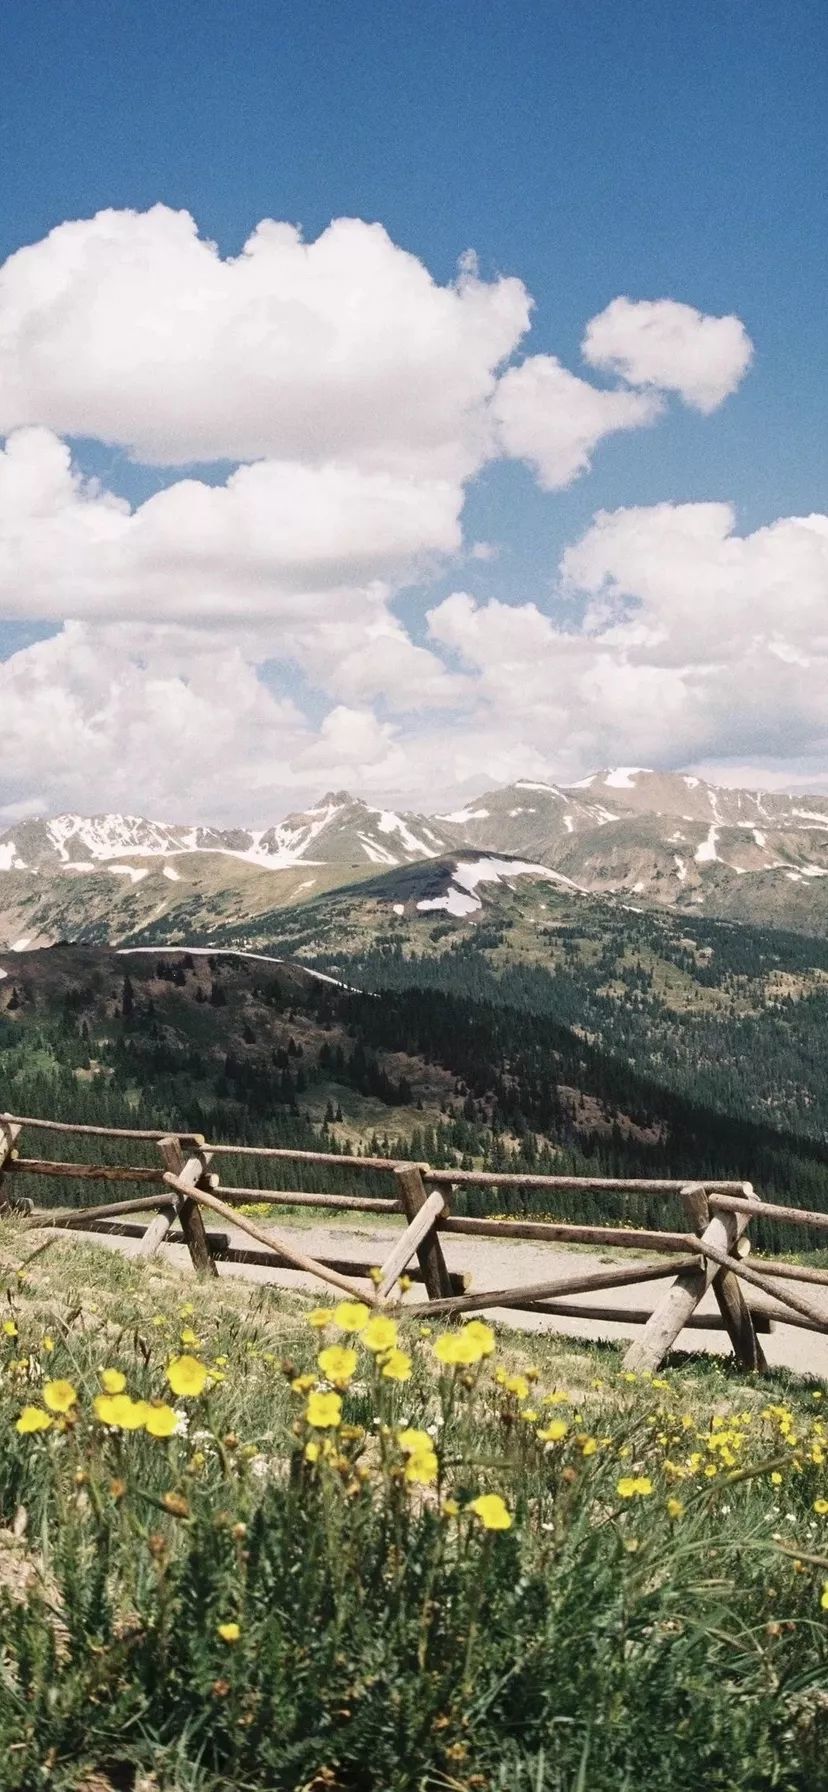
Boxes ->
[3,1110,828,1374]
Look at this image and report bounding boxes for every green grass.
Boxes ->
[0,1223,827,1792]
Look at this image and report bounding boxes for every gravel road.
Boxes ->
[67,1211,828,1380]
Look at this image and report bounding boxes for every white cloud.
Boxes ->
[0,624,311,822]
[492,356,663,489]
[3,493,827,822]
[561,502,828,660]
[582,297,754,413]
[0,427,463,622]
[0,203,780,820]
[424,503,828,785]
[0,207,530,477]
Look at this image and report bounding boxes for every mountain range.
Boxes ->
[3,767,828,951]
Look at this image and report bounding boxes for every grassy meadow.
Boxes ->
[0,1223,827,1792]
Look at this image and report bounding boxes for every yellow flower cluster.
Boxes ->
[15,1352,216,1441]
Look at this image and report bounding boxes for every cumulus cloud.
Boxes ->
[493,355,663,489]
[582,297,754,413]
[2,496,827,820]
[0,204,776,819]
[0,427,463,622]
[425,503,828,784]
[0,624,313,822]
[0,207,530,477]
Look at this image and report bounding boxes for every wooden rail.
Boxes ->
[3,1110,828,1374]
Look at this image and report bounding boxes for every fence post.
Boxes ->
[680,1183,766,1371]
[622,1185,757,1375]
[375,1188,446,1301]
[0,1120,21,1214]
[393,1167,454,1302]
[145,1137,217,1277]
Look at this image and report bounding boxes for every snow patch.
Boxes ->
[439,807,490,824]
[358,835,398,866]
[377,811,436,856]
[11,937,31,951]
[117,944,361,992]
[603,767,650,789]
[162,865,181,882]
[392,902,405,916]
[695,824,719,864]
[674,856,687,882]
[109,865,149,885]
[417,856,582,918]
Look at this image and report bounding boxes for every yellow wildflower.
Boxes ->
[380,1348,412,1382]
[307,1308,335,1329]
[543,1390,570,1407]
[16,1405,52,1434]
[333,1301,369,1333]
[94,1393,149,1430]
[41,1336,55,1354]
[305,1390,342,1429]
[291,1373,316,1394]
[180,1328,201,1348]
[538,1419,568,1443]
[470,1493,512,1531]
[442,1497,460,1517]
[398,1427,433,1455]
[501,1373,530,1400]
[317,1344,358,1386]
[3,1320,18,1338]
[360,1315,399,1354]
[144,1404,178,1439]
[217,1621,241,1643]
[43,1379,78,1415]
[666,1497,685,1518]
[461,1319,495,1357]
[770,1471,783,1486]
[434,1331,484,1368]
[404,1448,438,1485]
[821,1582,828,1611]
[368,1266,383,1286]
[520,1409,539,1424]
[167,1355,209,1398]
[814,1498,828,1515]
[100,1368,127,1394]
[617,1475,653,1499]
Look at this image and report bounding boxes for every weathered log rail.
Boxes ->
[2,1109,828,1373]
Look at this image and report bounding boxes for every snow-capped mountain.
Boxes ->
[4,769,828,948]
[0,794,461,876]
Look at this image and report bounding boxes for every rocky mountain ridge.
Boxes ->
[3,768,828,945]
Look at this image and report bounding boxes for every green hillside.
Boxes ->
[2,934,828,1253]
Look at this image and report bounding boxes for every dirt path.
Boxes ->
[67,1211,828,1379]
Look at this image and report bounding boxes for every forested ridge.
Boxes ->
[1,933,827,1254]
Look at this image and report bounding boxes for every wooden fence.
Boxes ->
[3,1109,828,1375]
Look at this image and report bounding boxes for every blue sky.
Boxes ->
[0,0,826,820]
